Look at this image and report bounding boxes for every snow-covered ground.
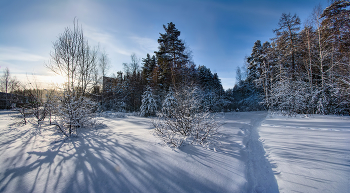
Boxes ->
[0,111,268,193]
[0,110,349,193]
[258,113,350,193]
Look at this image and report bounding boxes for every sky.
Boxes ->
[0,0,329,90]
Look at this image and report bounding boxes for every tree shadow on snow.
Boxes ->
[0,117,231,193]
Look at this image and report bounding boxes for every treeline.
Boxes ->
[233,0,350,115]
[102,22,229,113]
[4,1,349,117]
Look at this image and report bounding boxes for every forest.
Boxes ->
[233,1,350,115]
[1,0,349,132]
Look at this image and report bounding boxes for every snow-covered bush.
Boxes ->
[269,80,312,116]
[140,86,157,117]
[53,91,97,137]
[161,87,177,117]
[153,86,220,148]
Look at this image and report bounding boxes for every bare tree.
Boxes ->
[46,19,98,137]
[1,67,20,93]
[44,88,57,125]
[98,50,110,108]
[25,75,53,125]
[1,67,10,93]
[78,37,98,96]
[47,19,82,93]
[312,5,331,114]
[47,18,98,95]
[1,67,20,108]
[99,50,110,77]
[123,53,140,76]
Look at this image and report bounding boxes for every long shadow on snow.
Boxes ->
[0,117,229,193]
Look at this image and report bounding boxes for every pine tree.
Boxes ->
[321,0,350,114]
[273,13,301,80]
[155,22,189,89]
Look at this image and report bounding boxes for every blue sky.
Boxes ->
[0,0,328,89]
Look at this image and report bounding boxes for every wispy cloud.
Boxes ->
[84,26,158,56]
[129,36,158,53]
[0,46,46,62]
[82,25,159,74]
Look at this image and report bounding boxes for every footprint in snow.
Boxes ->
[273,169,281,175]
[255,186,266,193]
[270,162,278,168]
[237,130,245,136]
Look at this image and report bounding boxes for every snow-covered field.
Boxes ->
[258,114,350,193]
[0,110,349,193]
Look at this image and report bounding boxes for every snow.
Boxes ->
[0,111,263,193]
[1,110,349,193]
[258,113,350,193]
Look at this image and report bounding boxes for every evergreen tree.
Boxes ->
[247,40,263,84]
[212,73,224,95]
[273,13,301,80]
[321,0,350,114]
[232,2,350,115]
[198,65,214,92]
[155,22,189,89]
[141,53,156,87]
[197,66,226,111]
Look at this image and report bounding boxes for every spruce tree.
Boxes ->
[247,40,263,84]
[141,53,156,86]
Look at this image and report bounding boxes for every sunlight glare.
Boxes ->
[41,74,66,88]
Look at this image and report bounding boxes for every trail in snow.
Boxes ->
[241,111,279,193]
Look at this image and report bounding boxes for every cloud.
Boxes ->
[84,26,131,56]
[129,36,158,53]
[84,26,158,56]
[0,46,47,62]
[82,25,159,74]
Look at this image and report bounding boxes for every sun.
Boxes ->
[51,74,66,85]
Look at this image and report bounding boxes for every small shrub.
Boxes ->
[153,86,221,148]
